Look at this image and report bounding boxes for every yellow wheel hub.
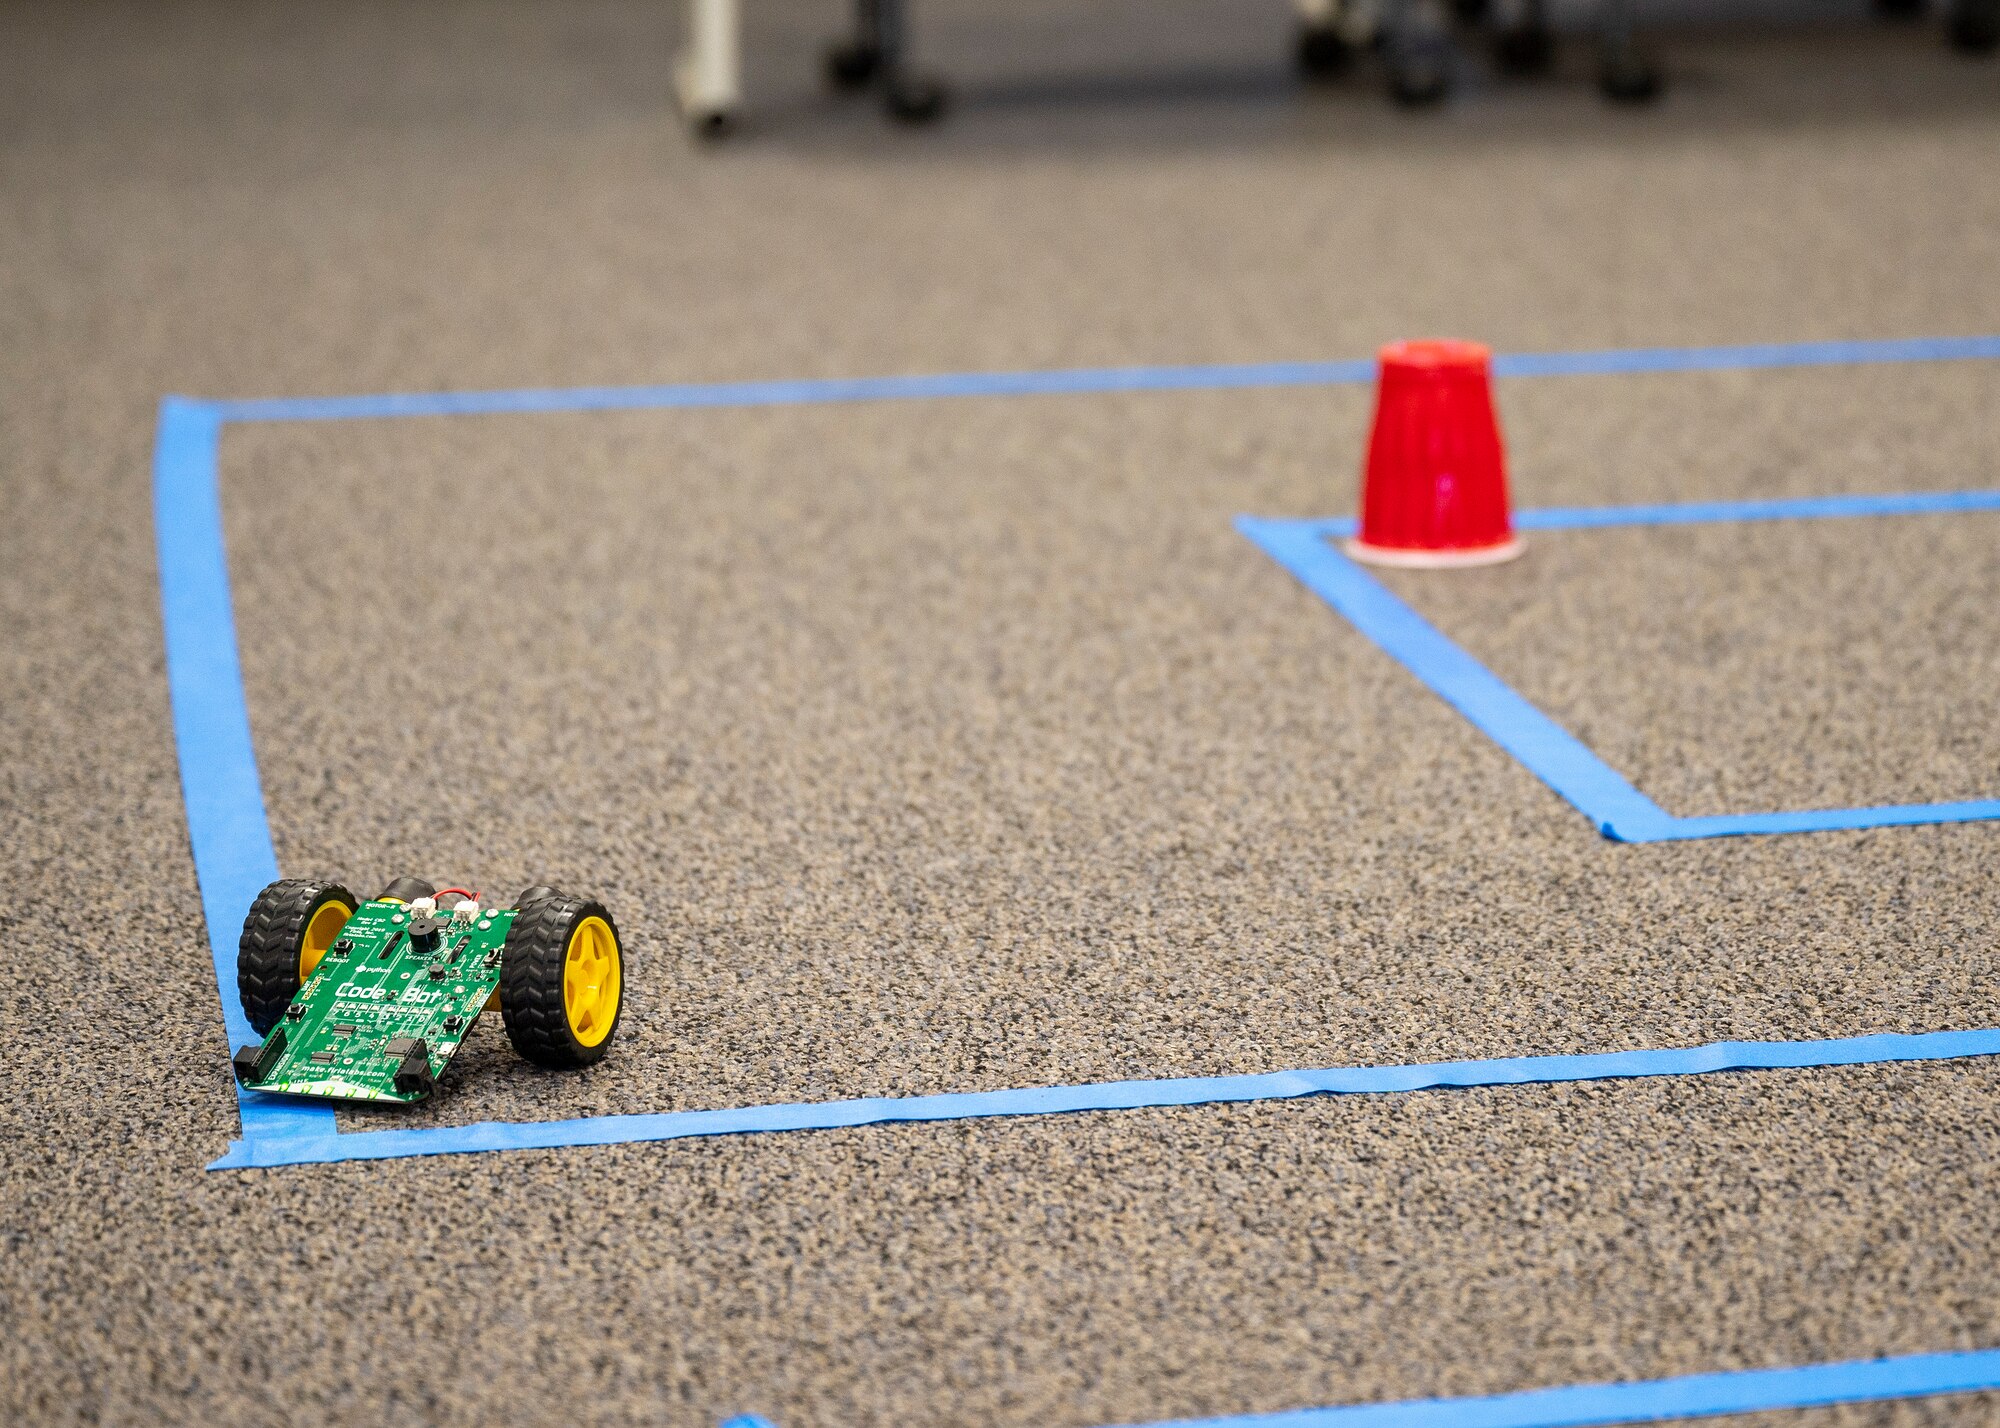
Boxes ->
[299,899,355,980]
[562,916,621,1048]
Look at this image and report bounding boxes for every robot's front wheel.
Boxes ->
[499,891,625,1069]
[238,879,359,1036]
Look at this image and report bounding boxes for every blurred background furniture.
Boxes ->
[674,0,1999,133]
[1292,0,1662,103]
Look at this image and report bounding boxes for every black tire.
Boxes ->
[239,879,358,1036]
[512,884,561,910]
[499,891,624,1069]
[377,876,436,904]
[1295,24,1353,80]
[1495,24,1556,76]
[885,75,948,123]
[1947,0,1999,51]
[826,40,883,89]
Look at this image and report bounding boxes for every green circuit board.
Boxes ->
[237,899,515,1103]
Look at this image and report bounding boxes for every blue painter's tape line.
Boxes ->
[204,334,2000,427]
[1517,488,2000,531]
[1489,333,2000,380]
[718,1346,2000,1428]
[209,360,1381,424]
[153,399,339,1147]
[208,1028,2000,1168]
[1122,1348,2000,1428]
[1233,515,1673,841]
[1659,801,2000,840]
[716,1347,2000,1428]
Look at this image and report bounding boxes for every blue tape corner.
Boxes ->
[155,397,340,1149]
[1236,491,2000,844]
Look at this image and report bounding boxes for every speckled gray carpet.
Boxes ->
[3,2,1999,1425]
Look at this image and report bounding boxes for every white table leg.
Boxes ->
[675,0,742,136]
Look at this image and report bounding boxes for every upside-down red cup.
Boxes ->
[1348,339,1524,568]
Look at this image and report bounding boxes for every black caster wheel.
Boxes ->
[1946,0,2000,50]
[691,108,734,141]
[826,40,883,90]
[1871,0,1927,18]
[376,876,436,905]
[1296,24,1354,80]
[1387,39,1453,106]
[1598,46,1663,102]
[1494,23,1557,75]
[885,75,948,123]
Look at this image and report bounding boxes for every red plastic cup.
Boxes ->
[1348,339,1524,568]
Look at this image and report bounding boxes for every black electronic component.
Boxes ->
[406,915,444,954]
[309,1050,336,1065]
[331,1023,357,1037]
[428,965,449,980]
[331,938,353,954]
[232,1030,286,1085]
[442,1016,464,1034]
[284,1004,305,1020]
[231,1045,261,1083]
[390,1039,434,1097]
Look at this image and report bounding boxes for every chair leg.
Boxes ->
[826,0,888,90]
[675,0,741,137]
[874,0,951,124]
[1945,0,2000,51]
[1494,0,1556,75]
[1295,0,1380,80]
[827,0,948,122]
[1383,0,1456,106]
[1596,0,1664,101]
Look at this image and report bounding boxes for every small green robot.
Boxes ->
[231,877,624,1103]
